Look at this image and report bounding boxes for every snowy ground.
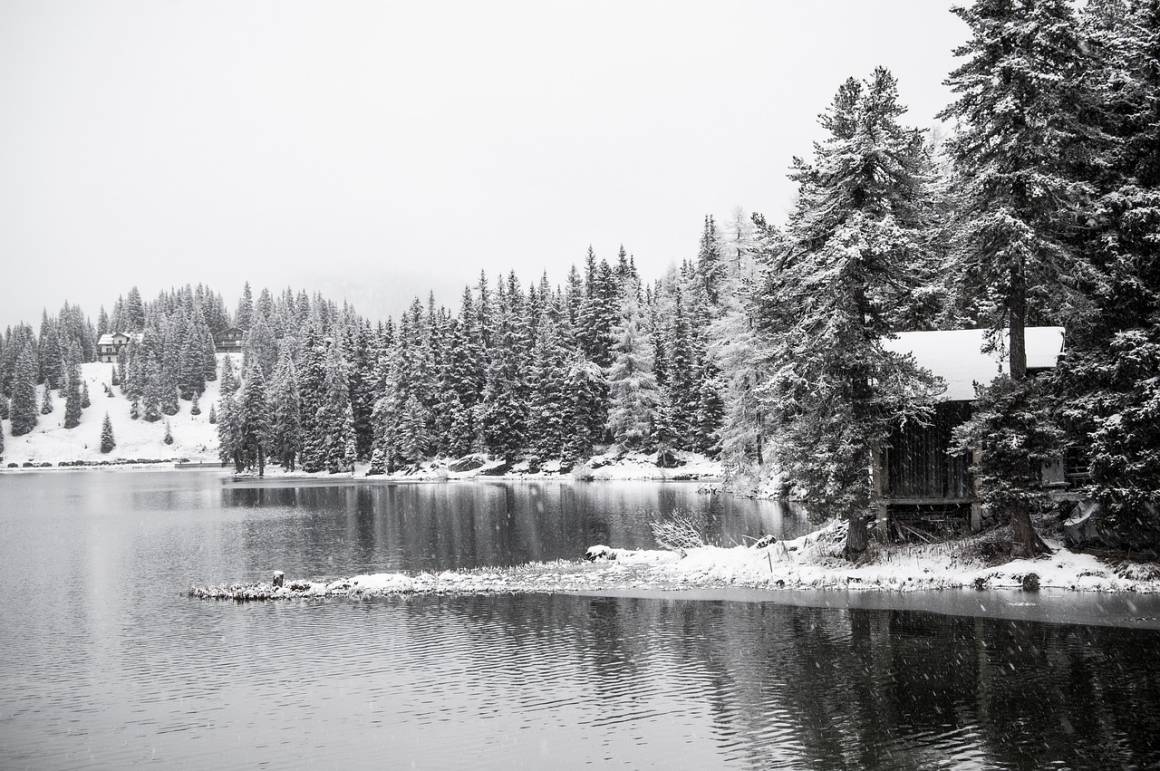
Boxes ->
[189,519,1160,602]
[0,356,237,467]
[249,448,723,483]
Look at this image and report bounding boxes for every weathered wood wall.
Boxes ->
[883,402,972,501]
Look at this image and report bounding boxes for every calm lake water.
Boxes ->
[2,471,1159,769]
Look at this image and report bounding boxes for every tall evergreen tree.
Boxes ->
[606,277,659,450]
[63,358,83,429]
[268,344,302,471]
[758,69,941,558]
[238,363,270,475]
[940,0,1096,555]
[1050,0,1160,551]
[236,281,254,330]
[9,343,37,436]
[100,412,115,453]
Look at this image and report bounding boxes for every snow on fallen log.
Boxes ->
[188,522,1160,602]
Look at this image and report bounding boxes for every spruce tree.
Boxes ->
[297,326,329,473]
[81,381,90,409]
[940,0,1095,556]
[40,384,54,415]
[208,402,217,424]
[100,412,115,453]
[758,69,941,558]
[526,311,567,462]
[63,359,83,429]
[163,420,174,445]
[236,281,254,331]
[217,392,242,471]
[238,363,269,475]
[39,314,63,389]
[268,344,302,471]
[605,277,659,450]
[1050,0,1160,550]
[125,286,145,331]
[321,338,356,473]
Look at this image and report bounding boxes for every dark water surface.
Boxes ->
[2,471,1159,769]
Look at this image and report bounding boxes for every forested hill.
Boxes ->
[2,1,1158,555]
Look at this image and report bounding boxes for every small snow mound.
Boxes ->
[585,545,617,561]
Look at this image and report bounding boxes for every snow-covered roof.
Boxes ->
[881,327,1064,401]
[97,332,129,345]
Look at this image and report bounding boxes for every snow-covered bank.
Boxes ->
[1,357,236,467]
[188,520,1160,602]
[232,448,723,484]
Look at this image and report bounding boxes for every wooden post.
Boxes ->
[969,448,983,532]
[872,443,889,540]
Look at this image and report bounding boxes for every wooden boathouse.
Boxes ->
[873,327,1066,536]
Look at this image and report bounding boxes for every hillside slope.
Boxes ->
[1,355,238,466]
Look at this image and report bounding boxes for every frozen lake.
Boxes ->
[2,471,1159,768]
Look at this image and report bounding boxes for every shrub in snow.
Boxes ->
[570,462,595,481]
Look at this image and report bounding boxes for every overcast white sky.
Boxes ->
[0,1,963,328]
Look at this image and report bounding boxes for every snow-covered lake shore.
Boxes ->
[189,519,1160,605]
[225,449,723,484]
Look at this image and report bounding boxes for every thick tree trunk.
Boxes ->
[845,510,869,560]
[1009,265,1027,381]
[1010,507,1050,558]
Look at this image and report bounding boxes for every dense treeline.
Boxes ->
[1,0,1157,557]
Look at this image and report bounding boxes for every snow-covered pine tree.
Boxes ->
[480,284,527,463]
[236,281,254,331]
[208,402,217,424]
[63,358,83,429]
[219,354,239,395]
[217,392,241,471]
[758,69,941,558]
[100,412,115,453]
[321,338,356,474]
[297,325,329,473]
[605,276,659,450]
[664,291,697,446]
[141,359,162,422]
[125,286,145,331]
[709,211,771,475]
[243,313,278,385]
[39,316,63,390]
[268,343,302,471]
[163,419,174,446]
[81,381,90,409]
[939,0,1096,556]
[397,393,429,466]
[561,355,605,465]
[238,362,269,475]
[40,383,54,415]
[526,308,568,463]
[1049,0,1160,551]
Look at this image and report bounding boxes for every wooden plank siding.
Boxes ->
[882,402,973,501]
